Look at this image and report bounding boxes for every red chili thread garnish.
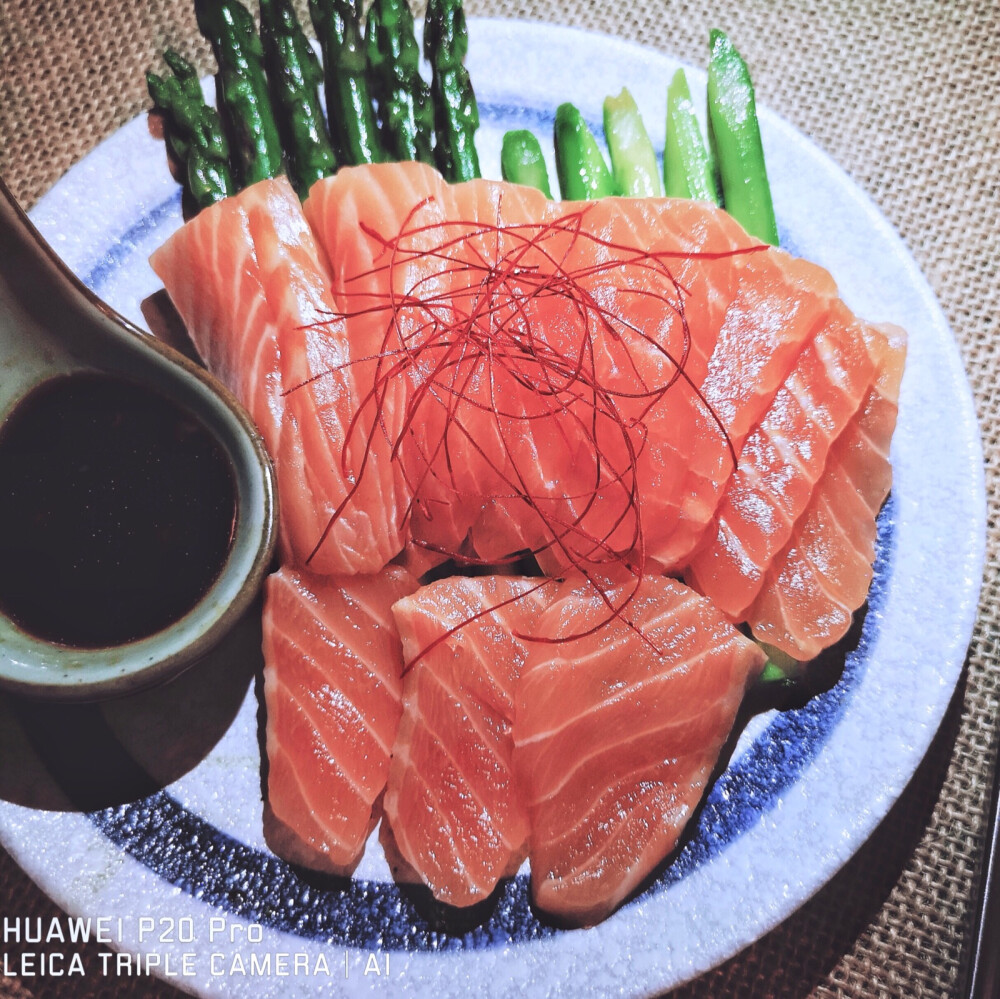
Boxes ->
[286,195,766,645]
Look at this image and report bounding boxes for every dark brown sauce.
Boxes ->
[0,373,237,648]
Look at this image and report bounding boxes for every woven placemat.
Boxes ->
[1,1,998,996]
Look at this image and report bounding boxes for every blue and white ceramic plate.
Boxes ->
[0,20,985,998]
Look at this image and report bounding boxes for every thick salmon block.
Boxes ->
[262,564,418,874]
[748,323,906,659]
[513,574,766,924]
[150,176,409,574]
[687,301,875,619]
[384,575,551,906]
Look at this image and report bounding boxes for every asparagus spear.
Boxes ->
[424,0,481,182]
[664,68,719,203]
[365,0,434,163]
[707,29,778,244]
[147,50,235,210]
[259,0,337,194]
[309,0,386,166]
[195,0,284,186]
[603,87,662,197]
[553,102,618,200]
[500,129,553,197]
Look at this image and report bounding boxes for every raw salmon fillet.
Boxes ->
[261,564,418,874]
[306,164,575,557]
[686,300,875,618]
[305,166,458,544]
[748,323,906,658]
[657,251,839,569]
[513,574,767,924]
[515,195,753,573]
[150,176,407,575]
[448,196,837,574]
[383,575,551,906]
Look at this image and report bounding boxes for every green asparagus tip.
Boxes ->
[424,0,470,70]
[163,48,195,78]
[260,0,337,194]
[424,0,481,181]
[161,49,203,104]
[196,0,284,186]
[709,27,728,50]
[365,0,434,164]
[148,50,235,211]
[310,0,388,167]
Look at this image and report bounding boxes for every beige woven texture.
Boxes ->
[1,0,998,996]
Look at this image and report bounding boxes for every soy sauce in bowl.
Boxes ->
[0,372,237,648]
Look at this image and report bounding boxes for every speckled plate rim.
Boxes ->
[0,19,986,998]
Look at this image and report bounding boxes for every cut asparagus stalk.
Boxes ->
[553,102,618,200]
[147,50,235,210]
[195,0,284,186]
[707,29,778,244]
[309,0,387,166]
[603,87,662,197]
[500,129,553,197]
[664,68,719,203]
[365,0,434,163]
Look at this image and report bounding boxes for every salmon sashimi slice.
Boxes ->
[421,190,759,572]
[400,176,569,555]
[747,323,906,659]
[702,256,839,444]
[250,187,408,574]
[514,574,767,924]
[687,300,875,619]
[305,167,580,560]
[150,176,406,575]
[657,252,840,570]
[308,166,587,558]
[383,575,553,906]
[148,186,283,519]
[261,564,418,875]
[542,196,755,572]
[464,222,837,577]
[305,163,473,553]
[149,192,273,408]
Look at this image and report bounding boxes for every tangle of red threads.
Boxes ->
[286,195,768,647]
